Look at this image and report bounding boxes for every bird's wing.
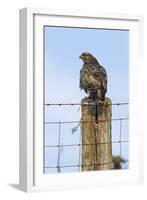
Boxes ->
[93,66,107,91]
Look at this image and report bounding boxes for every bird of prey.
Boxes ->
[79,52,107,102]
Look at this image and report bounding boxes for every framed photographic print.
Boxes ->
[19,8,144,192]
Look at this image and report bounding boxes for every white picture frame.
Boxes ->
[19,7,144,192]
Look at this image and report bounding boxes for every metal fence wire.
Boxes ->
[44,102,129,173]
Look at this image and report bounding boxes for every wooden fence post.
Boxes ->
[81,97,112,171]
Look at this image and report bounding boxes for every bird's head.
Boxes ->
[79,52,99,64]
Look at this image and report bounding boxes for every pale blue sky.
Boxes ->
[44,26,129,173]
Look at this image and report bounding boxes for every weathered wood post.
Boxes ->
[81,97,112,171]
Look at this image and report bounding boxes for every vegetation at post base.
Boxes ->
[112,156,127,169]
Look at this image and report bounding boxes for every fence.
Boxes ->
[44,102,129,173]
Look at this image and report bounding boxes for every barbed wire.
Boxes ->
[45,102,128,106]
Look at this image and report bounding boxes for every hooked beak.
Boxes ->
[79,55,83,59]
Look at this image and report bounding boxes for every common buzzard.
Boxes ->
[79,52,107,102]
